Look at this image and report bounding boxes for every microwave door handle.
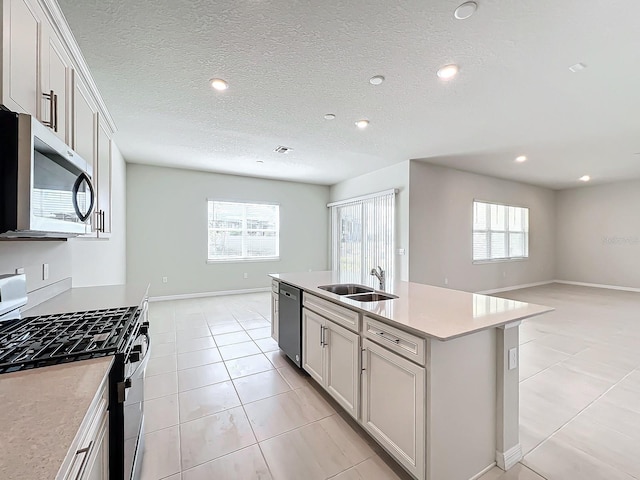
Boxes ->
[72,172,95,223]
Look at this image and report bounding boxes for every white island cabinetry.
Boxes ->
[271,271,553,480]
[302,293,361,420]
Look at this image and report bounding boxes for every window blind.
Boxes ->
[330,190,395,285]
[473,201,529,261]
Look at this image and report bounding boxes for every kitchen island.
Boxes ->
[270,271,553,480]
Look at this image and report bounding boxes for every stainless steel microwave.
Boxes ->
[0,110,95,238]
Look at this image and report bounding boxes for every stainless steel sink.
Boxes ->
[318,284,374,295]
[346,292,399,302]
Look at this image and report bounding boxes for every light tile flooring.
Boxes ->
[141,285,640,480]
[141,292,409,480]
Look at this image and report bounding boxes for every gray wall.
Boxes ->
[126,164,330,297]
[409,162,557,292]
[0,144,128,292]
[556,180,640,289]
[329,161,410,281]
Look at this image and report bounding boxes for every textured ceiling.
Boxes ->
[58,0,640,188]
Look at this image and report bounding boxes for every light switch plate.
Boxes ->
[508,347,518,370]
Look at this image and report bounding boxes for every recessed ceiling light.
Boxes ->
[355,119,369,129]
[515,155,527,163]
[209,78,229,91]
[579,175,591,182]
[324,114,336,120]
[437,64,459,80]
[369,75,385,85]
[569,63,587,73]
[454,1,478,19]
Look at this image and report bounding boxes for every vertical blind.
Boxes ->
[473,201,529,261]
[329,190,395,285]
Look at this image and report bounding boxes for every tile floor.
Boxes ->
[141,285,640,480]
[141,292,409,480]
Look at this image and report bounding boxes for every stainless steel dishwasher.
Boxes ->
[278,283,302,368]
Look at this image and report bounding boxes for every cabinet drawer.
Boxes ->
[364,316,426,366]
[303,293,360,332]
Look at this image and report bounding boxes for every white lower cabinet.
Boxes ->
[59,378,109,480]
[361,338,426,480]
[271,289,279,342]
[302,307,360,419]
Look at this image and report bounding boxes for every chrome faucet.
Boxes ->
[370,266,385,291]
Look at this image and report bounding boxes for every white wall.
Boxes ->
[556,180,640,289]
[70,143,127,286]
[0,144,127,292]
[126,164,330,297]
[329,161,410,281]
[409,162,557,292]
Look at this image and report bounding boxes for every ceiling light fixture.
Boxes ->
[209,78,229,91]
[324,114,336,120]
[274,145,293,154]
[437,64,459,80]
[569,63,587,73]
[454,1,478,19]
[579,175,591,182]
[355,119,369,129]
[256,160,264,164]
[369,75,385,85]
[515,155,527,163]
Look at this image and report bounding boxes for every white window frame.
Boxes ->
[207,200,280,263]
[472,200,529,263]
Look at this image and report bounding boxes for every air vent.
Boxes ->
[274,146,293,154]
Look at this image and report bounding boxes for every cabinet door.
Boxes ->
[361,339,426,480]
[325,320,360,420]
[302,308,325,385]
[2,0,42,115]
[271,292,279,342]
[96,118,112,235]
[41,24,73,144]
[83,414,109,480]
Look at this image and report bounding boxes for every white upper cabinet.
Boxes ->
[41,20,73,143]
[96,117,112,236]
[1,0,43,116]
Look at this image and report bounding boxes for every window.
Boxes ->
[329,190,395,285]
[207,201,279,261]
[473,201,529,262]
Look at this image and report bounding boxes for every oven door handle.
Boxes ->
[118,333,150,403]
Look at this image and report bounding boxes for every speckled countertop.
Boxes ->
[270,271,553,340]
[0,357,113,480]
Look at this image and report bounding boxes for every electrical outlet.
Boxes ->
[444,277,449,285]
[397,248,406,256]
[162,276,168,283]
[503,271,507,278]
[42,263,49,280]
[508,347,518,370]
[15,267,25,275]
[243,273,248,279]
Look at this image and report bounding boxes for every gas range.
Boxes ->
[0,274,151,480]
[0,306,139,373]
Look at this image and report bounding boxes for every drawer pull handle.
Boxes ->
[376,330,400,344]
[74,440,93,480]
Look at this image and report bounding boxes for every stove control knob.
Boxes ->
[139,323,149,335]
[132,345,143,353]
[129,352,141,363]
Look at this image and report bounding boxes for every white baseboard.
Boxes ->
[476,280,555,295]
[554,280,640,293]
[469,462,497,480]
[496,444,522,470]
[149,287,271,302]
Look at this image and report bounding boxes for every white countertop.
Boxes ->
[270,271,553,341]
[24,284,149,317]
